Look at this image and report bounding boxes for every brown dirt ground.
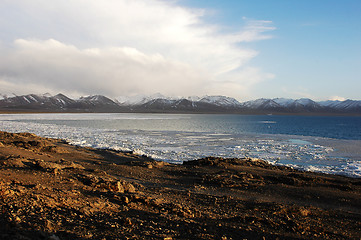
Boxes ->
[0,131,360,240]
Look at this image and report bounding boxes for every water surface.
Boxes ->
[0,113,360,177]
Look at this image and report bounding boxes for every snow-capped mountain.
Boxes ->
[0,93,360,114]
[141,98,177,108]
[289,98,322,112]
[0,93,119,112]
[242,98,281,109]
[318,100,342,108]
[0,94,11,100]
[199,96,241,107]
[273,98,295,107]
[116,94,243,112]
[185,96,201,102]
[79,95,118,106]
[71,95,124,112]
[44,93,76,108]
[133,97,237,112]
[319,99,361,111]
[242,98,324,112]
[117,94,241,108]
[116,93,171,106]
[0,93,73,109]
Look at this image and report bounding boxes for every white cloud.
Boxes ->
[205,67,275,98]
[0,39,210,96]
[236,18,276,42]
[0,0,275,98]
[330,96,346,101]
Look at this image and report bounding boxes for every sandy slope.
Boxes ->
[0,131,360,239]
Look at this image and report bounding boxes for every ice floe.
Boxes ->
[0,113,360,177]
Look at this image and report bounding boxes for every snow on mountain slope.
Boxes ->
[318,100,341,107]
[273,98,295,107]
[185,96,201,102]
[242,98,281,109]
[294,98,319,106]
[289,99,321,110]
[18,94,45,104]
[145,98,176,105]
[318,100,361,112]
[0,93,18,101]
[42,93,52,98]
[332,100,361,110]
[79,95,119,106]
[0,94,8,101]
[273,98,322,110]
[139,98,178,110]
[199,95,241,107]
[1,93,360,113]
[117,94,241,108]
[52,93,75,106]
[116,93,170,106]
[0,93,75,110]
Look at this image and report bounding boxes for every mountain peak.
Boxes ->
[199,95,241,107]
[1,93,360,114]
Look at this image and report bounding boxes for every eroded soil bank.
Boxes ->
[0,131,360,239]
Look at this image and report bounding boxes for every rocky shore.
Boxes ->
[0,131,360,239]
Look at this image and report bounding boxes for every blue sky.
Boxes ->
[0,0,360,100]
[181,0,361,100]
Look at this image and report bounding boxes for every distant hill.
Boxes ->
[0,93,360,115]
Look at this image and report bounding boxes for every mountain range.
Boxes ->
[0,93,360,114]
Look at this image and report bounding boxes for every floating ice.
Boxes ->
[0,113,360,177]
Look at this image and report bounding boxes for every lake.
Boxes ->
[0,113,360,177]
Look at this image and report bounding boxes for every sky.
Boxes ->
[0,0,360,101]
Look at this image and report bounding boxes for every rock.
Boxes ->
[299,208,311,217]
[116,181,125,193]
[77,174,99,186]
[124,218,132,225]
[122,181,136,193]
[153,161,169,168]
[0,130,360,240]
[28,140,42,147]
[3,158,26,168]
[15,216,21,223]
[46,220,55,231]
[68,161,85,170]
[95,179,136,193]
[122,196,130,204]
[53,168,60,175]
[18,132,37,138]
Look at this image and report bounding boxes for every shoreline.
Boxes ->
[0,130,360,239]
[35,135,361,179]
[1,116,360,178]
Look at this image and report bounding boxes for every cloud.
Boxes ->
[205,67,275,97]
[330,96,346,101]
[236,18,276,42]
[0,0,275,98]
[0,39,210,96]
